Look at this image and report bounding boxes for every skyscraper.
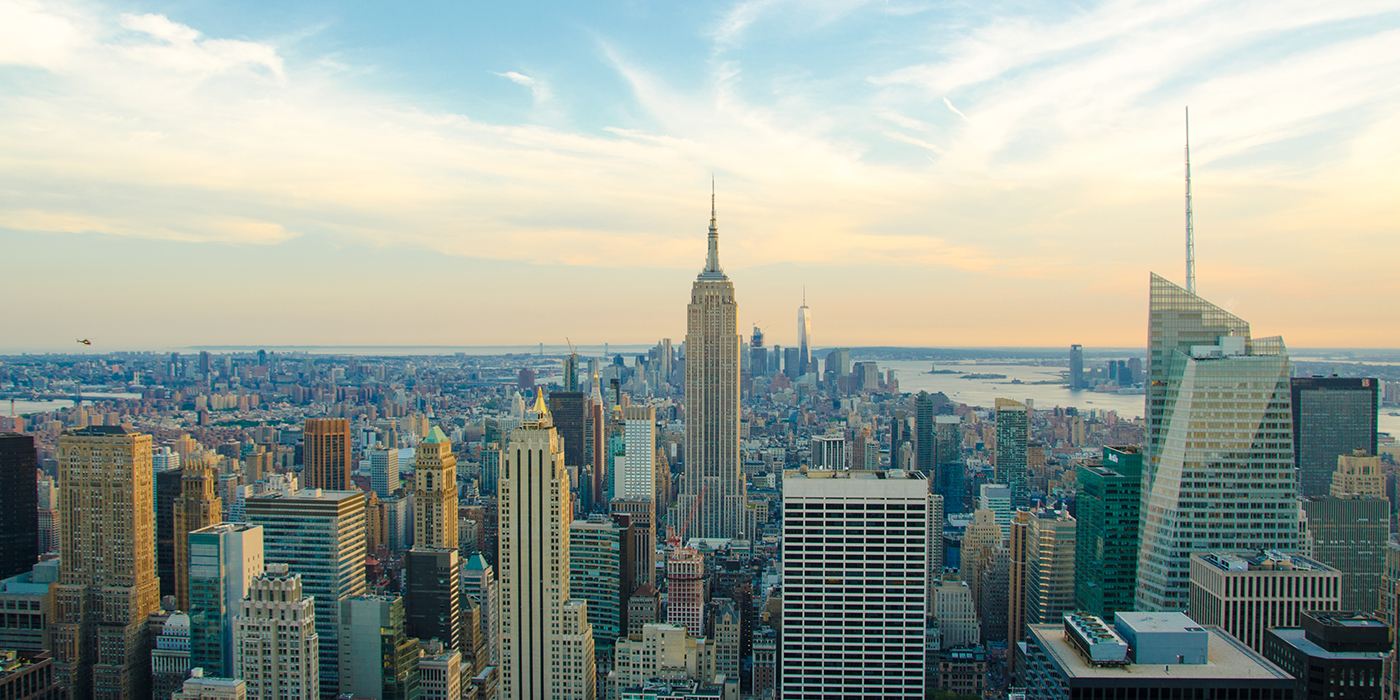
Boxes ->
[338,595,420,700]
[245,487,367,697]
[460,554,499,668]
[404,548,461,654]
[1291,377,1379,497]
[53,426,161,699]
[1136,274,1297,611]
[782,468,928,699]
[569,514,633,670]
[233,564,319,700]
[369,447,400,499]
[548,391,586,471]
[616,406,656,501]
[414,426,458,550]
[175,455,223,611]
[1069,344,1084,389]
[497,391,596,700]
[1074,446,1141,620]
[303,418,351,491]
[993,399,1029,508]
[680,194,746,540]
[1303,495,1388,612]
[797,290,812,376]
[914,391,934,475]
[0,434,38,580]
[188,522,264,678]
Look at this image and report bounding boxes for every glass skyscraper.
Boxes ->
[1074,446,1140,620]
[1136,274,1298,611]
[1291,377,1379,497]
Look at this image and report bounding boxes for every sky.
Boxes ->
[2,0,1398,352]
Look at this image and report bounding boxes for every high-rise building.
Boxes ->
[1025,509,1077,629]
[680,196,746,540]
[0,434,37,581]
[152,612,193,700]
[608,624,717,697]
[175,456,224,611]
[570,514,634,670]
[809,433,845,470]
[549,390,587,472]
[302,419,351,491]
[53,426,161,699]
[369,447,400,499]
[711,598,740,683]
[404,548,461,654]
[961,509,1001,607]
[1137,274,1297,611]
[157,467,185,600]
[497,391,596,700]
[797,292,812,376]
[609,498,656,591]
[1188,550,1341,652]
[1008,510,1031,646]
[665,548,705,637]
[993,399,1029,508]
[233,564,319,700]
[188,523,264,678]
[338,595,420,700]
[1074,446,1141,620]
[169,669,245,700]
[932,580,979,649]
[979,483,1012,540]
[245,487,367,697]
[415,427,458,550]
[1303,495,1389,612]
[616,406,656,500]
[1332,450,1385,497]
[782,468,928,699]
[563,353,581,393]
[1291,377,1378,498]
[915,392,935,475]
[749,327,767,378]
[1069,344,1084,389]
[460,554,498,668]
[1263,610,1388,699]
[417,640,463,700]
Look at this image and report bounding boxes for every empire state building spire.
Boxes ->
[703,183,724,278]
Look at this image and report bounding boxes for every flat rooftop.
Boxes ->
[1027,624,1292,681]
[1115,611,1206,635]
[1196,550,1334,573]
[1269,628,1388,661]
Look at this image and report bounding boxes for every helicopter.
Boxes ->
[77,339,91,345]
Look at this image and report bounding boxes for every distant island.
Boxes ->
[961,373,1007,380]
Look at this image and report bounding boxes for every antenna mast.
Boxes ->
[1185,106,1195,295]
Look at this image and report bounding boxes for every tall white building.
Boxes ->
[680,195,747,540]
[979,483,1012,540]
[369,448,399,499]
[498,390,596,700]
[616,406,656,500]
[782,468,929,699]
[1136,274,1298,611]
[233,563,319,700]
[461,554,499,667]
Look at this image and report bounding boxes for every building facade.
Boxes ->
[302,418,351,491]
[1292,377,1379,498]
[0,434,38,581]
[1188,550,1342,652]
[1074,446,1141,620]
[232,564,319,700]
[414,426,458,550]
[188,523,264,678]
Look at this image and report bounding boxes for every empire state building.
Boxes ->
[679,194,747,540]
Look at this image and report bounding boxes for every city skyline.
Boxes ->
[3,1,1399,350]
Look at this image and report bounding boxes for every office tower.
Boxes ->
[681,196,746,541]
[570,514,634,670]
[36,477,58,555]
[1263,610,1388,699]
[1025,510,1076,630]
[1303,495,1389,612]
[782,347,800,380]
[417,640,463,700]
[302,418,351,491]
[382,492,413,552]
[188,523,264,678]
[53,426,160,699]
[616,406,656,500]
[1188,550,1341,652]
[932,580,980,648]
[749,327,767,378]
[1008,510,1031,646]
[338,595,420,700]
[934,416,965,510]
[1292,377,1378,497]
[711,598,740,682]
[245,487,367,697]
[609,624,717,696]
[1137,275,1297,611]
[782,468,929,699]
[993,399,1029,508]
[1074,446,1141,620]
[809,433,845,470]
[460,554,499,667]
[175,456,224,611]
[0,434,37,580]
[610,498,656,591]
[157,467,185,599]
[979,483,1012,539]
[369,447,400,499]
[415,427,458,550]
[563,353,580,392]
[961,509,1001,606]
[797,291,812,375]
[233,564,319,700]
[152,612,193,699]
[404,549,461,653]
[929,493,945,582]
[666,548,705,637]
[589,375,606,513]
[549,391,586,471]
[1069,344,1083,389]
[0,560,57,652]
[1021,612,1296,697]
[170,670,245,700]
[497,391,596,700]
[1333,450,1385,497]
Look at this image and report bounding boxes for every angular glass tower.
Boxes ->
[1136,274,1297,611]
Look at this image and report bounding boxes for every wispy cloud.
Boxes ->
[493,70,553,104]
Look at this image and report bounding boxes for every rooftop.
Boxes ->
[1195,550,1334,573]
[1268,627,1388,662]
[1027,624,1291,681]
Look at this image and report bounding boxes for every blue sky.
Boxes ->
[2,0,1399,351]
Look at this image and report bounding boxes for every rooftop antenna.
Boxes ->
[1185,106,1196,295]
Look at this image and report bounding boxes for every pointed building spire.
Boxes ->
[702,178,724,277]
[1185,106,1196,295]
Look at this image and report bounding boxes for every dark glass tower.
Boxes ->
[155,467,185,599]
[1074,446,1141,620]
[915,391,934,474]
[548,391,586,468]
[1291,377,1379,498]
[0,434,38,580]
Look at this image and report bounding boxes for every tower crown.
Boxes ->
[700,187,726,279]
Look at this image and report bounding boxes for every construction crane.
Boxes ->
[667,486,706,549]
